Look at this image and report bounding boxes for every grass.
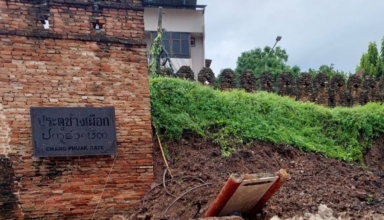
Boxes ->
[150,77,384,162]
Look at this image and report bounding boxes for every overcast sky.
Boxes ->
[198,0,384,74]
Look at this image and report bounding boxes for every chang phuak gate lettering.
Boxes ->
[30,107,117,157]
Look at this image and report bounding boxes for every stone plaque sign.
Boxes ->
[30,107,117,157]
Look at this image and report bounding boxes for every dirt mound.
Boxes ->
[364,135,384,174]
[134,137,384,219]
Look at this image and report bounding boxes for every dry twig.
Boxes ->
[156,133,173,178]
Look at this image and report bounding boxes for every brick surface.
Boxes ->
[277,72,296,99]
[330,75,347,107]
[0,0,153,219]
[296,73,313,102]
[312,73,330,106]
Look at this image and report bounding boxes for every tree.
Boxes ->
[307,64,350,80]
[377,57,383,78]
[235,46,297,80]
[319,64,335,77]
[367,42,379,65]
[377,37,384,78]
[291,65,301,77]
[308,68,317,77]
[356,42,380,78]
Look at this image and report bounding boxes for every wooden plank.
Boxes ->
[249,169,289,219]
[218,173,278,217]
[204,174,244,217]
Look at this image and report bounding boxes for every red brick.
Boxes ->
[0,0,152,219]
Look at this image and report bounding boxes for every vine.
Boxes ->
[149,27,163,77]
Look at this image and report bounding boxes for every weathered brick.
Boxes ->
[0,0,153,219]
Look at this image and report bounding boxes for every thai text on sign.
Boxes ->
[30,107,117,157]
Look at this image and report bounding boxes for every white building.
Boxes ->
[143,0,207,77]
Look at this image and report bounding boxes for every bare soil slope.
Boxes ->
[137,135,384,219]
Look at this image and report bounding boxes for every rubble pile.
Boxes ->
[122,134,384,220]
[270,204,384,220]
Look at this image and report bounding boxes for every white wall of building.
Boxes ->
[144,7,206,79]
[145,36,204,78]
[190,36,204,76]
[144,7,204,33]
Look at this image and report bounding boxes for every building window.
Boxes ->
[190,37,195,47]
[151,32,190,58]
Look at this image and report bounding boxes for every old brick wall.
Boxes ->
[0,104,11,155]
[296,73,313,102]
[186,66,384,107]
[0,157,19,219]
[277,72,296,99]
[330,75,347,107]
[0,0,153,219]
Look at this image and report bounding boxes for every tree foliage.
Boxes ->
[356,41,383,78]
[149,27,163,76]
[308,64,350,80]
[377,37,384,78]
[235,46,299,80]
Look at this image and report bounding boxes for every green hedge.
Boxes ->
[150,77,384,162]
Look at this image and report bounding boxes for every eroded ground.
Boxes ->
[133,135,384,219]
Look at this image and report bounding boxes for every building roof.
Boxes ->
[142,0,206,9]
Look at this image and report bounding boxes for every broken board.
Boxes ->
[218,173,277,216]
[205,170,288,218]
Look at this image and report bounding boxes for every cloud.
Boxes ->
[198,0,384,74]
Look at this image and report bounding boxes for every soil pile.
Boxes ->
[132,136,384,219]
